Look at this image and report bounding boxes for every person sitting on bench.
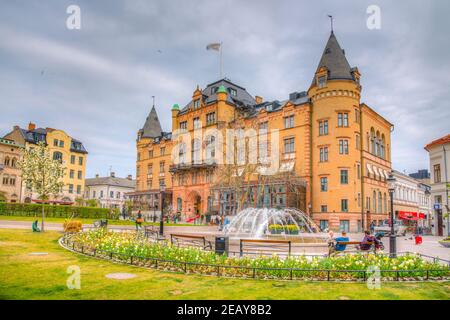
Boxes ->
[360,230,379,251]
[334,231,349,252]
[32,220,40,232]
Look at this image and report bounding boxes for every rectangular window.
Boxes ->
[320,147,329,162]
[340,220,350,232]
[77,185,81,194]
[259,122,268,132]
[193,117,201,129]
[100,190,103,198]
[69,170,74,179]
[159,178,165,188]
[53,139,58,147]
[148,150,153,158]
[317,76,326,88]
[160,147,165,156]
[229,88,237,96]
[319,120,329,136]
[434,164,441,183]
[340,170,349,184]
[77,171,82,179]
[284,115,294,129]
[356,134,360,150]
[92,190,96,198]
[180,121,187,130]
[110,191,114,198]
[159,161,165,173]
[355,109,360,123]
[59,140,64,148]
[147,179,152,188]
[78,157,83,166]
[70,155,75,164]
[320,177,328,192]
[206,112,216,125]
[69,184,74,194]
[357,163,361,179]
[341,199,348,212]
[193,99,200,109]
[319,219,328,231]
[339,140,349,155]
[284,137,295,154]
[320,206,328,213]
[338,113,349,127]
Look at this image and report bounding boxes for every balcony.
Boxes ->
[169,159,218,172]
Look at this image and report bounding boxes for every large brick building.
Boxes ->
[131,31,393,232]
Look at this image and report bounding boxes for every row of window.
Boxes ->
[53,139,65,148]
[68,184,82,194]
[88,190,125,199]
[179,112,217,131]
[2,156,18,168]
[69,170,83,180]
[53,152,84,166]
[1,175,17,186]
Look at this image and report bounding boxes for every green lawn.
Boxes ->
[0,229,449,300]
[0,215,204,227]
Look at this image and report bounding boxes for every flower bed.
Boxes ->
[63,230,450,281]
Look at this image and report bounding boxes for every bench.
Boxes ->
[93,219,108,229]
[239,239,292,257]
[170,233,212,250]
[329,241,378,256]
[144,225,159,239]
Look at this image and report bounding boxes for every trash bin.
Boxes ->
[215,236,229,256]
[415,235,422,245]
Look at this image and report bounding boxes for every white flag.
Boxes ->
[206,43,221,51]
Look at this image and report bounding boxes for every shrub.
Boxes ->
[64,220,82,233]
[0,202,116,220]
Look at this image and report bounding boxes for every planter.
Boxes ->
[438,241,450,248]
[288,230,299,235]
[270,229,282,235]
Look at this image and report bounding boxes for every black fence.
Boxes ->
[60,236,450,282]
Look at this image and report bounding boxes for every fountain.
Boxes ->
[224,207,326,243]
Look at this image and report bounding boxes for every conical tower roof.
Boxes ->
[312,31,353,84]
[141,105,162,138]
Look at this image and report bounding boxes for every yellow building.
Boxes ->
[133,31,393,231]
[0,138,23,202]
[3,122,88,203]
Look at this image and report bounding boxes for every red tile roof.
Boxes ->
[424,134,450,151]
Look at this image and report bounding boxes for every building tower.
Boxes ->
[308,31,363,232]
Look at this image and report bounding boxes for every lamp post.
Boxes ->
[159,184,166,237]
[387,172,397,258]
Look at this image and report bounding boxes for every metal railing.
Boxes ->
[60,236,450,282]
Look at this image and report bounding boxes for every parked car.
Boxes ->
[374,219,407,236]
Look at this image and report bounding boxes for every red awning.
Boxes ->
[398,211,424,220]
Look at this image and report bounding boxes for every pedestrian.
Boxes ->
[370,221,375,234]
[135,210,143,231]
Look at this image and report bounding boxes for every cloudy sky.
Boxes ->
[1,0,449,179]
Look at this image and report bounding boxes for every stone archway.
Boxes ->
[187,190,202,217]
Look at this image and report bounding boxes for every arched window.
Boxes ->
[205,135,216,160]
[192,139,201,164]
[378,191,382,214]
[178,142,187,164]
[380,134,386,159]
[375,131,380,157]
[177,197,182,212]
[370,128,376,155]
[383,193,387,213]
[11,157,17,168]
[373,191,377,213]
[4,157,10,166]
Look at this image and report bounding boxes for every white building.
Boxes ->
[84,172,136,211]
[425,134,450,236]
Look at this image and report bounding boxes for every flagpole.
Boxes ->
[220,41,223,79]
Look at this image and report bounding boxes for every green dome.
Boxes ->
[217,85,227,94]
[171,103,180,111]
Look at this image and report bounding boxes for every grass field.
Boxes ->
[0,215,204,227]
[0,229,449,300]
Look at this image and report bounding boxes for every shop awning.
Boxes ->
[398,211,424,220]
[366,163,374,176]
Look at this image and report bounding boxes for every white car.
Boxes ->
[374,220,408,236]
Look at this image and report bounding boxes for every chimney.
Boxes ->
[110,172,115,178]
[127,174,132,180]
[95,174,99,178]
[255,96,263,104]
[14,125,20,130]
[28,122,36,131]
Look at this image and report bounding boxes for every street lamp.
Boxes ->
[159,184,166,237]
[386,172,397,258]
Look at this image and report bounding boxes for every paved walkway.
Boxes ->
[1,220,448,261]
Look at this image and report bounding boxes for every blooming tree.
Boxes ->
[18,141,65,231]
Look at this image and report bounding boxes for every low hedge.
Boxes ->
[0,202,117,220]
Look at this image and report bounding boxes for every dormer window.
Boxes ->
[317,75,327,88]
[228,87,237,97]
[193,99,200,110]
[212,86,218,94]
[266,104,273,111]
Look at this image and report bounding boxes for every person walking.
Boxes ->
[135,210,143,231]
[370,221,375,234]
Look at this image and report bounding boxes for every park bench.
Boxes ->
[93,219,108,229]
[329,241,379,256]
[170,233,213,250]
[144,225,159,239]
[239,239,292,257]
